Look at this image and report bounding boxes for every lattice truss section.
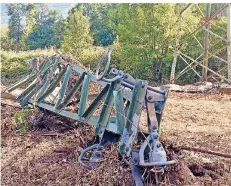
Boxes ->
[170,3,231,83]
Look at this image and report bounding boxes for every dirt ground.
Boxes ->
[1,91,231,186]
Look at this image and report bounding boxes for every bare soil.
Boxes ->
[1,92,231,186]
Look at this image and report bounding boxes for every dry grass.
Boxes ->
[1,84,231,186]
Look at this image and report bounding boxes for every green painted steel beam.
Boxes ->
[78,74,90,117]
[95,80,121,138]
[37,66,67,103]
[55,72,86,111]
[37,59,60,99]
[119,80,148,156]
[16,79,37,101]
[113,88,125,134]
[71,65,108,87]
[55,65,72,109]
[82,84,110,121]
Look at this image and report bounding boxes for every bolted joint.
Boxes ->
[147,96,153,101]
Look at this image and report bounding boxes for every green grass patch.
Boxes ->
[1,49,56,84]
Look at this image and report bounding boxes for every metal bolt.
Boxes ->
[157,144,161,148]
[133,157,138,164]
[154,135,158,139]
[148,96,152,100]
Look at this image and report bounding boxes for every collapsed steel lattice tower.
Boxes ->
[2,47,175,186]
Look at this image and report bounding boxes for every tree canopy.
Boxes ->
[1,3,228,84]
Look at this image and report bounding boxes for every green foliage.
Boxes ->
[76,47,105,68]
[26,26,57,49]
[14,109,30,132]
[26,4,65,49]
[1,49,56,84]
[108,4,179,80]
[77,4,116,46]
[62,6,92,58]
[7,3,27,50]
[25,3,38,34]
[0,26,16,51]
[2,3,229,85]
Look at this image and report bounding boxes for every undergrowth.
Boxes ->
[14,109,31,133]
[1,48,57,84]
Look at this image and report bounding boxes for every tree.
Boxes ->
[61,6,92,57]
[76,4,116,46]
[26,4,65,49]
[7,3,26,50]
[0,26,15,51]
[25,3,38,35]
[109,4,179,80]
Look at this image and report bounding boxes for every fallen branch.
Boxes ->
[179,146,231,159]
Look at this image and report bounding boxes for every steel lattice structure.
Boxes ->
[170,3,231,84]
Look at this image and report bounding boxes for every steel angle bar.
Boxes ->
[227,3,231,83]
[37,66,67,103]
[113,88,125,134]
[179,54,202,79]
[175,53,204,80]
[55,72,86,111]
[181,4,229,45]
[211,21,227,32]
[122,80,165,95]
[2,59,51,94]
[95,80,121,138]
[82,84,110,122]
[78,74,90,117]
[176,44,228,81]
[54,65,72,109]
[209,54,228,64]
[170,4,182,83]
[16,79,37,101]
[2,74,36,93]
[146,102,159,132]
[37,59,60,99]
[71,65,108,87]
[195,4,205,17]
[204,27,228,42]
[181,18,204,49]
[208,66,227,80]
[18,70,50,106]
[130,150,144,186]
[20,88,37,106]
[180,52,228,81]
[180,3,193,15]
[119,80,148,156]
[19,59,63,99]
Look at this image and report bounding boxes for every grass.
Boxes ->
[1,48,57,84]
[0,47,106,85]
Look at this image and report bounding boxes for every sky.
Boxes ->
[0,3,76,25]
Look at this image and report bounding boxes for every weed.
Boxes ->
[14,109,31,132]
